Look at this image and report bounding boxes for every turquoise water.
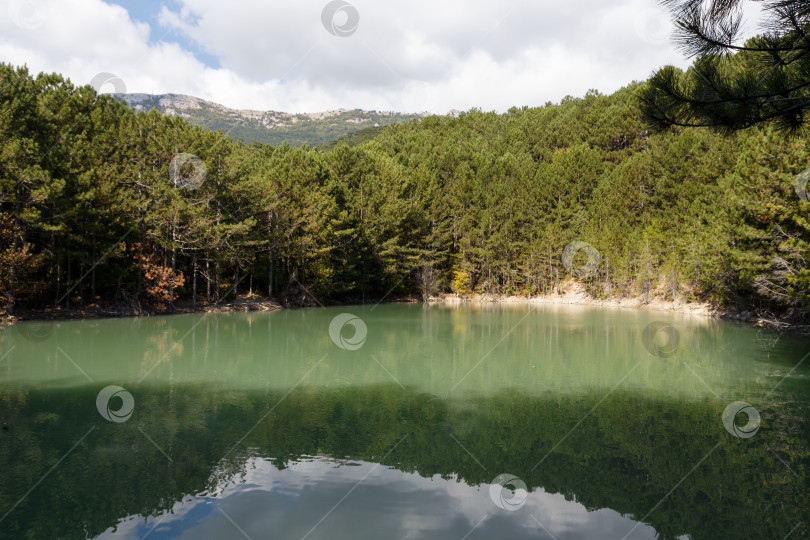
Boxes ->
[0,304,807,539]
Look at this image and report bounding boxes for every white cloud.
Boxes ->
[97,457,659,539]
[0,0,766,113]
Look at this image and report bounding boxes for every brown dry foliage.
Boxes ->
[132,242,185,308]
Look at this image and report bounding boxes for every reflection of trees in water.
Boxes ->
[0,383,807,539]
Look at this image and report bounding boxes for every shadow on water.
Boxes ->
[0,382,807,539]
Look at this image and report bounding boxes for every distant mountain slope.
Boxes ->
[112,93,431,146]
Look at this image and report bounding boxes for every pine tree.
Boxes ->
[642,0,810,135]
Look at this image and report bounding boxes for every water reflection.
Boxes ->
[99,456,657,540]
[1,382,806,539]
[0,304,807,539]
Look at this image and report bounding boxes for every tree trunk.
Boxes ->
[268,249,274,298]
[215,259,221,303]
[91,234,96,303]
[66,255,71,308]
[7,265,14,314]
[233,257,239,300]
[170,226,176,311]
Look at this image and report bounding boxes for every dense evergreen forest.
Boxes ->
[2,62,809,318]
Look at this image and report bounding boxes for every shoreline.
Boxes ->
[0,295,284,324]
[427,282,810,334]
[2,284,808,334]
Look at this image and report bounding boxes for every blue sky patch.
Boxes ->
[105,0,220,69]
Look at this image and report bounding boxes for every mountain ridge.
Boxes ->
[111,93,444,146]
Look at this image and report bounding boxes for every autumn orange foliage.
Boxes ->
[131,243,185,308]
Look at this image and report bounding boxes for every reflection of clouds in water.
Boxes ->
[98,456,657,539]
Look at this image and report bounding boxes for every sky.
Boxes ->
[1,0,766,114]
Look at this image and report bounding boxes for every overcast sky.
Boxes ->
[1,0,765,114]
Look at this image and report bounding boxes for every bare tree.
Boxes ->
[416,263,440,301]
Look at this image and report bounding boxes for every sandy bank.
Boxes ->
[429,282,810,333]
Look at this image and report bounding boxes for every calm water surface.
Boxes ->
[0,304,808,539]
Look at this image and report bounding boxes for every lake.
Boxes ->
[0,303,808,539]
